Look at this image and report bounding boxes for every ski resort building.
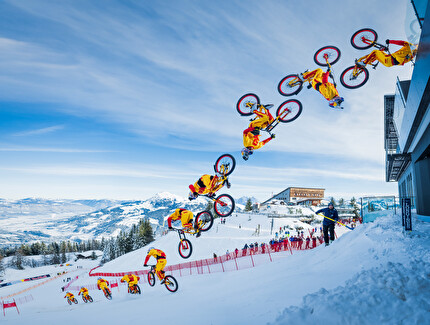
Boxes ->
[261,187,325,206]
[384,0,430,219]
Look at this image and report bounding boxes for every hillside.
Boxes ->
[1,211,429,325]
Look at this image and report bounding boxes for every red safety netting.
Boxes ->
[89,236,325,280]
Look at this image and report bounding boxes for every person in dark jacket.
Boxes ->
[316,202,339,246]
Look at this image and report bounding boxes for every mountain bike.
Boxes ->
[340,28,415,89]
[128,284,141,294]
[236,94,303,129]
[102,287,112,300]
[174,211,214,259]
[146,265,178,292]
[278,45,341,97]
[82,294,93,303]
[67,297,78,305]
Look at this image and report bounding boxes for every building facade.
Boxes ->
[262,187,325,206]
[385,0,430,218]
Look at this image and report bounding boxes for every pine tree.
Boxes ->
[330,197,336,206]
[338,198,344,207]
[245,198,253,211]
[91,251,97,260]
[205,201,214,215]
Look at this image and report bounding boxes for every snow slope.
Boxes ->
[2,212,429,325]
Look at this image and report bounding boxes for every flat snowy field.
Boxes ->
[1,212,429,325]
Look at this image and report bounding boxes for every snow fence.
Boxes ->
[88,236,325,282]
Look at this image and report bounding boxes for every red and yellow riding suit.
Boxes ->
[120,274,140,291]
[302,68,339,101]
[243,126,273,150]
[189,174,224,197]
[97,278,110,294]
[359,40,417,67]
[167,208,194,230]
[144,248,167,281]
[64,292,75,300]
[78,287,90,299]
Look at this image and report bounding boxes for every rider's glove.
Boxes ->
[385,39,390,45]
[168,226,173,230]
[271,134,276,139]
[144,264,148,267]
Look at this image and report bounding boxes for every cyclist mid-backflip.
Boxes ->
[144,247,167,284]
[167,208,201,236]
[188,174,231,201]
[300,68,344,108]
[241,104,276,161]
[355,39,417,68]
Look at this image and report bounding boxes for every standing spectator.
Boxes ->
[234,248,239,258]
[316,202,339,246]
[242,244,248,256]
[226,250,230,260]
[305,236,310,249]
[312,236,317,248]
[261,243,266,254]
[213,253,218,262]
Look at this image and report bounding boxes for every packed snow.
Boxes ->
[1,211,429,325]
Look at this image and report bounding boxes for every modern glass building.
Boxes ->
[385,0,430,219]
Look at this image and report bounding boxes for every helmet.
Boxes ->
[147,246,155,253]
[329,96,344,108]
[241,148,253,161]
[328,202,334,208]
[98,277,102,280]
[188,191,197,201]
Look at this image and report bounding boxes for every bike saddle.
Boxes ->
[263,104,274,109]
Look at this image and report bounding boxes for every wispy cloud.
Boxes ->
[12,125,64,137]
[0,146,111,153]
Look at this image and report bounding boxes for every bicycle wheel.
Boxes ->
[88,296,93,303]
[135,284,141,294]
[83,296,87,303]
[214,194,235,217]
[148,271,156,286]
[164,275,178,293]
[276,99,303,123]
[351,28,378,50]
[178,239,193,259]
[104,289,112,300]
[340,65,369,89]
[236,93,260,116]
[313,45,341,66]
[214,153,236,176]
[73,298,78,304]
[195,211,214,232]
[277,74,303,97]
[67,299,72,305]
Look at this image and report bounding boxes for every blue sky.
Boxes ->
[0,0,416,201]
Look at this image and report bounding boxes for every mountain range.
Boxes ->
[0,193,257,246]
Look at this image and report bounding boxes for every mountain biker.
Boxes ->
[64,292,75,301]
[167,208,201,237]
[242,126,275,161]
[144,247,167,284]
[356,39,418,68]
[188,174,231,201]
[78,286,90,299]
[300,68,344,108]
[97,277,110,294]
[120,274,140,292]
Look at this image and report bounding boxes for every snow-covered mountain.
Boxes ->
[236,196,259,205]
[0,193,213,246]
